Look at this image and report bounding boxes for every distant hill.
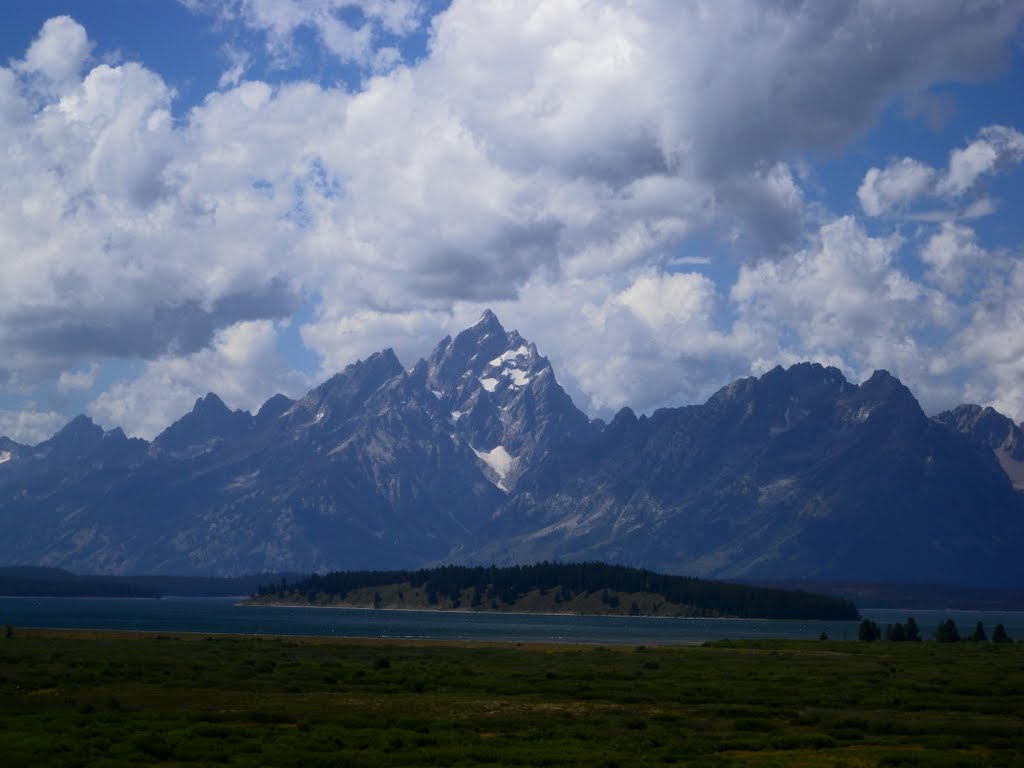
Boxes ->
[1,311,1023,586]
[0,567,302,598]
[250,562,860,621]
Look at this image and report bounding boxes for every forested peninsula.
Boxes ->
[249,562,859,621]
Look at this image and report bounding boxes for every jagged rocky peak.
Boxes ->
[41,415,105,451]
[285,348,405,428]
[426,309,537,392]
[702,363,853,436]
[27,414,107,465]
[421,310,594,494]
[52,414,104,442]
[255,393,295,426]
[934,404,1024,460]
[858,368,927,399]
[152,393,254,455]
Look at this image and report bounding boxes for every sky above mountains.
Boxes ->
[1,0,1023,442]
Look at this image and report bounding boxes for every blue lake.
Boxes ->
[2,597,1023,645]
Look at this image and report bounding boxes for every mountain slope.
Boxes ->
[934,404,1024,490]
[425,309,595,491]
[0,319,1022,584]
[480,364,1024,585]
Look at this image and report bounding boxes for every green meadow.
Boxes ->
[1,629,1022,767]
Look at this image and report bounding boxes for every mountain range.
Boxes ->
[2,310,1023,585]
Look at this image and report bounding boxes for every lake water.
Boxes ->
[3,597,1023,645]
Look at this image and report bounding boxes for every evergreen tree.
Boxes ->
[859,618,881,641]
[885,622,906,641]
[904,617,921,642]
[936,619,960,643]
[992,623,1012,643]
[969,621,987,642]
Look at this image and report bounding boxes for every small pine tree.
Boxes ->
[904,617,921,642]
[936,619,960,643]
[992,623,1012,643]
[969,621,987,642]
[885,623,906,641]
[858,618,881,642]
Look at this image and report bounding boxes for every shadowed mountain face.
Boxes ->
[1,317,1022,584]
[934,404,1024,490]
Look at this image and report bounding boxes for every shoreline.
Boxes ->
[240,599,844,622]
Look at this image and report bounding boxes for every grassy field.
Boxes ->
[0,629,1022,767]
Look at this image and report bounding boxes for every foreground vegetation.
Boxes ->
[1,629,1022,766]
[254,562,859,620]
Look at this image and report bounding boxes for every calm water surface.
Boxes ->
[3,597,1023,645]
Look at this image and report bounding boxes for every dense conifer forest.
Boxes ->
[258,562,860,620]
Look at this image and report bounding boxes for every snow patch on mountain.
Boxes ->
[505,368,531,388]
[479,377,499,393]
[472,445,517,492]
[488,346,530,367]
[0,451,11,464]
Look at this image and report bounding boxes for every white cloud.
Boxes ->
[186,0,425,66]
[89,321,309,438]
[57,364,99,394]
[859,125,1024,217]
[938,258,1024,421]
[858,158,937,216]
[3,3,1024,434]
[919,222,988,294]
[217,45,251,89]
[0,408,67,445]
[300,307,454,378]
[937,125,1024,197]
[13,16,92,87]
[731,216,955,378]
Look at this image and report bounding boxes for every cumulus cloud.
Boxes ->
[13,16,92,87]
[858,159,938,217]
[731,216,955,378]
[860,125,1024,217]
[89,320,309,438]
[937,125,1024,197]
[185,0,424,67]
[919,222,989,294]
[938,258,1024,421]
[0,408,68,446]
[56,364,99,394]
[3,2,1024,435]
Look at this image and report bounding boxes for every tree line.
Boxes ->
[858,617,1013,643]
[259,561,860,620]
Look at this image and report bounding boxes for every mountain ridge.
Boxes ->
[1,312,1022,585]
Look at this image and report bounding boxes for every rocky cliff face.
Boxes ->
[482,363,1024,585]
[424,309,596,491]
[934,404,1024,490]
[1,316,1023,584]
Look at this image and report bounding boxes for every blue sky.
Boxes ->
[1,1,1023,442]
